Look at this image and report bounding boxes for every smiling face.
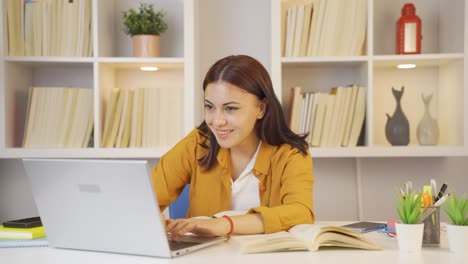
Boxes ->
[204,81,265,152]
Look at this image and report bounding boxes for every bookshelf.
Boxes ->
[273,0,467,157]
[0,0,194,158]
[0,0,467,158]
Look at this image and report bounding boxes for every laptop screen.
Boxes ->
[23,159,172,257]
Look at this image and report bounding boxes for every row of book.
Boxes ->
[23,87,94,148]
[282,0,367,57]
[289,85,366,147]
[4,0,93,56]
[101,87,182,148]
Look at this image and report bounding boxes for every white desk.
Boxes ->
[0,222,466,264]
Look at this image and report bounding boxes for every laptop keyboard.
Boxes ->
[168,239,201,251]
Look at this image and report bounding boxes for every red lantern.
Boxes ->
[396,3,422,54]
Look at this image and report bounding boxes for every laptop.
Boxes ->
[22,159,227,258]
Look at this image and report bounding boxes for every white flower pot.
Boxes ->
[447,224,468,254]
[396,222,424,252]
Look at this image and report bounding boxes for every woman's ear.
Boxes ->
[257,100,267,119]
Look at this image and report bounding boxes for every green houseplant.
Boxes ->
[444,193,468,253]
[395,190,424,252]
[122,3,168,57]
[396,191,423,224]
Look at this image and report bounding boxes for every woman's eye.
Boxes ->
[204,104,213,110]
[225,106,238,111]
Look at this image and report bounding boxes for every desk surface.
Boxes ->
[0,222,466,264]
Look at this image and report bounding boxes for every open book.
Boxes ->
[239,224,382,253]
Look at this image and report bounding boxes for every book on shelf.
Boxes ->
[325,87,344,146]
[115,90,134,148]
[292,4,304,57]
[101,88,120,147]
[289,86,302,134]
[310,93,327,147]
[342,85,359,146]
[238,224,382,253]
[5,0,25,56]
[299,3,313,56]
[22,87,93,148]
[0,225,46,240]
[306,92,318,144]
[5,0,92,56]
[298,92,308,134]
[106,87,125,148]
[346,86,366,147]
[335,86,352,146]
[299,0,366,56]
[119,90,134,148]
[130,88,145,148]
[307,0,325,56]
[318,93,335,146]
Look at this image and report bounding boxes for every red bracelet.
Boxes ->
[222,215,234,235]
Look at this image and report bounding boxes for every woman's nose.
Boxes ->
[212,112,227,126]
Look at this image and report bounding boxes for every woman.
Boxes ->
[151,55,314,239]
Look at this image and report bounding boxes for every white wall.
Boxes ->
[2,157,467,223]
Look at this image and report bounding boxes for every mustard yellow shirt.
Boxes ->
[151,129,315,233]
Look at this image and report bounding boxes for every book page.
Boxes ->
[289,224,382,251]
[238,231,310,253]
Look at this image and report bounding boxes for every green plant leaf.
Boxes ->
[444,193,468,226]
[396,191,422,224]
[122,3,168,36]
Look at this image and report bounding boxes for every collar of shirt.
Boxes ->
[230,141,262,184]
[216,140,276,181]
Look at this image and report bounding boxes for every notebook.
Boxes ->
[341,221,386,233]
[0,237,48,248]
[22,159,227,258]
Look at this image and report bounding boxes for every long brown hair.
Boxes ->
[198,55,308,169]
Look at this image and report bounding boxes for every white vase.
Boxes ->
[447,224,468,254]
[396,222,424,252]
[416,93,439,145]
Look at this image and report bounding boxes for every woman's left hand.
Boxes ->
[166,217,231,240]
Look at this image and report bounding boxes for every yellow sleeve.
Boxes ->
[249,150,314,233]
[150,130,199,212]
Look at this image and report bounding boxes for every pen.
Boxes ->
[434,193,450,207]
[434,183,448,202]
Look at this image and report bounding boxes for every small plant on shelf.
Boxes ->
[122,3,168,36]
[122,3,168,57]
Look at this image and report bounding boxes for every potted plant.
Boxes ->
[395,191,425,252]
[122,3,168,57]
[444,193,468,253]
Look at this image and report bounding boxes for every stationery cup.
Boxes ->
[422,206,440,246]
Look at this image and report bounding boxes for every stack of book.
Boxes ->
[4,0,93,56]
[101,87,182,148]
[0,217,48,248]
[22,87,94,148]
[288,85,366,147]
[282,0,367,57]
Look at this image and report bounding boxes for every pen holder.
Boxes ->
[422,206,440,246]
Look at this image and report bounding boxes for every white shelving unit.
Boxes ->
[272,0,467,157]
[0,0,466,158]
[0,0,194,158]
